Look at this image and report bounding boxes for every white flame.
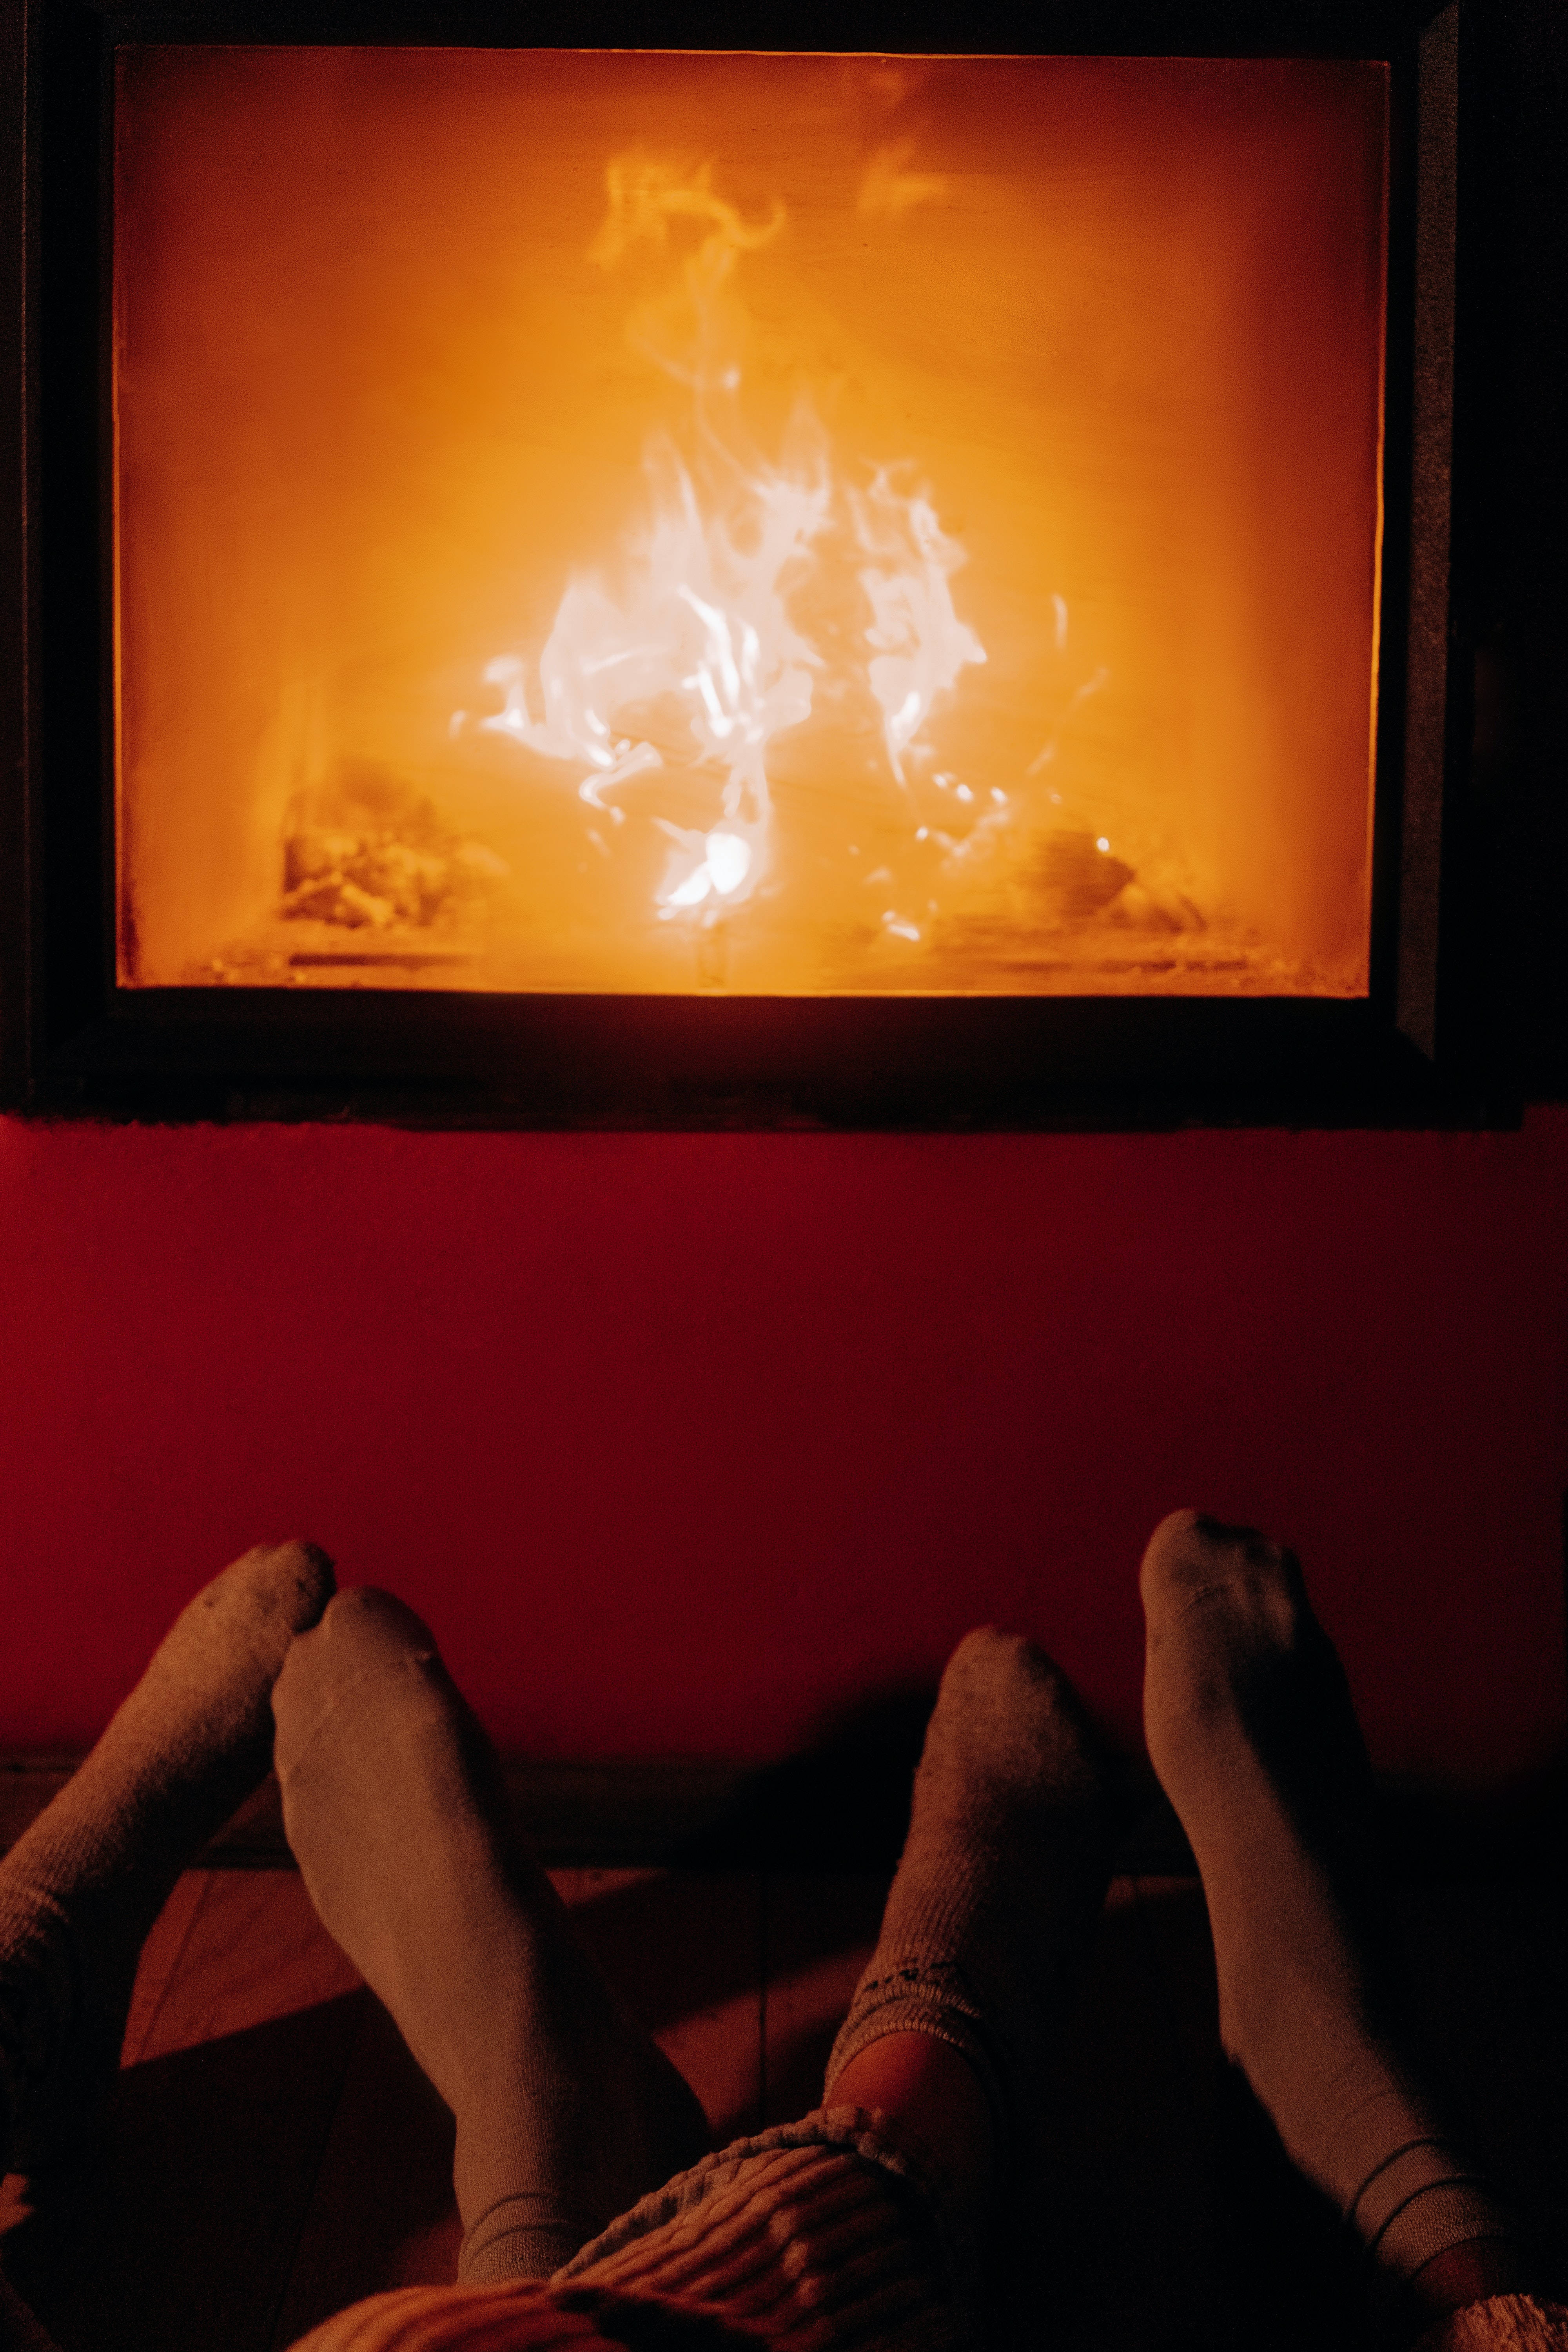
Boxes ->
[478,434,830,899]
[467,153,993,942]
[656,820,755,913]
[852,472,986,784]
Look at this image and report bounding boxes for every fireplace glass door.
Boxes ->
[113,47,1388,1000]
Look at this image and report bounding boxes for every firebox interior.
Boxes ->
[113,47,1387,997]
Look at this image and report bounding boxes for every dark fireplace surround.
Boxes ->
[0,0,1531,1130]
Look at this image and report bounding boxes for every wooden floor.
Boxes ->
[1,1815,1564,2350]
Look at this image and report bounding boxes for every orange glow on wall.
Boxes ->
[113,47,1387,996]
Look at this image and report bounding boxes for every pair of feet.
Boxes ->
[0,1517,1535,2335]
[825,1512,1531,2337]
[0,1543,706,2285]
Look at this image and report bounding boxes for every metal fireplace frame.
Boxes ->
[0,0,1497,1128]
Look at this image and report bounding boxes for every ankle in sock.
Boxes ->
[0,1539,335,2170]
[824,1626,1114,2176]
[1140,1511,1521,2290]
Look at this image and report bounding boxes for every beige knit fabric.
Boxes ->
[1415,2298,1568,2352]
[285,2111,968,2352]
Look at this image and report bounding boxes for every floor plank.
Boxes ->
[126,1870,362,2062]
[119,1869,211,2065]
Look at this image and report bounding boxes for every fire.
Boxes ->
[851,470,986,786]
[463,151,987,945]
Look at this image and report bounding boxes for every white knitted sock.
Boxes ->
[274,1588,711,2283]
[1141,1511,1521,2288]
[824,1626,1113,2168]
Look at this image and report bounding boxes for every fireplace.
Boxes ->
[2,2,1481,1124]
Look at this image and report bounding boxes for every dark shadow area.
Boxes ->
[4,1992,367,2352]
[559,1868,766,2041]
[10,1744,1564,1887]
[1092,1752,1568,1886]
[1399,1875,1568,2304]
[1214,2062,1371,2352]
[1376,1751,1568,1882]
[668,1684,940,1871]
[270,1992,461,2346]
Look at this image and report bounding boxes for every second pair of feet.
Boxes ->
[825,1510,1526,2329]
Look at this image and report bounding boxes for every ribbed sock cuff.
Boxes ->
[1350,2140,1522,2285]
[823,1958,1011,2159]
[458,2191,600,2284]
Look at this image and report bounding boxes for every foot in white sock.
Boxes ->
[273,1588,711,2283]
[0,1539,335,2171]
[825,1626,1114,2176]
[1140,1510,1520,2297]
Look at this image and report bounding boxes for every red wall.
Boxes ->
[2,1109,1565,1785]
